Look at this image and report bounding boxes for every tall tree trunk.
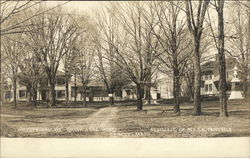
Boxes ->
[65,79,69,105]
[109,95,114,107]
[109,89,114,106]
[74,72,77,102]
[173,69,180,113]
[243,70,248,99]
[185,0,210,115]
[50,83,56,107]
[0,60,1,106]
[28,88,31,104]
[136,83,143,110]
[193,38,202,115]
[13,76,17,109]
[83,85,87,108]
[189,71,194,101]
[217,0,228,117]
[245,5,250,99]
[33,89,37,108]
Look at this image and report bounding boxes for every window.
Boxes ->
[201,81,205,88]
[205,75,208,80]
[19,90,26,98]
[5,91,12,99]
[205,85,209,92]
[209,84,213,91]
[56,90,65,98]
[209,75,212,80]
[56,78,66,85]
[125,89,131,95]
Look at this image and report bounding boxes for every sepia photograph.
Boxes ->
[0,0,250,157]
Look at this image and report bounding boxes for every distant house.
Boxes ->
[2,70,119,103]
[201,61,219,96]
[121,74,174,100]
[121,83,137,100]
[156,75,174,99]
[200,58,240,96]
[3,57,245,103]
[120,57,244,100]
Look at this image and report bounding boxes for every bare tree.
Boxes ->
[1,35,25,108]
[0,1,69,36]
[106,2,160,110]
[0,1,68,107]
[95,5,122,106]
[216,0,228,116]
[152,1,192,113]
[17,49,44,108]
[185,0,210,115]
[63,40,78,105]
[207,0,228,116]
[227,1,250,99]
[26,9,77,107]
[75,19,96,107]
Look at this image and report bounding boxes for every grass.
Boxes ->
[1,102,100,137]
[1,99,249,138]
[113,99,250,138]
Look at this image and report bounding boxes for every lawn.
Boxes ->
[1,99,249,138]
[114,99,250,137]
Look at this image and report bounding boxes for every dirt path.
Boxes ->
[87,107,118,129]
[78,106,118,136]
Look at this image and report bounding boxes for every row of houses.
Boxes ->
[2,57,246,103]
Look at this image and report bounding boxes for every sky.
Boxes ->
[45,1,108,16]
[44,1,109,71]
[43,1,242,68]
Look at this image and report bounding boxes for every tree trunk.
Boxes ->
[110,95,114,107]
[217,0,228,117]
[193,38,202,115]
[242,74,248,99]
[28,88,31,104]
[65,79,69,105]
[109,89,114,106]
[50,84,56,107]
[13,77,17,109]
[185,70,194,102]
[28,89,32,109]
[136,83,143,110]
[245,6,250,99]
[33,89,37,108]
[74,73,77,102]
[173,69,180,113]
[83,85,87,108]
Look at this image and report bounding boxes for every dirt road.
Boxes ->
[86,107,118,134]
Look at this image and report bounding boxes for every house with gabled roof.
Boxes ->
[2,70,112,103]
[200,57,242,96]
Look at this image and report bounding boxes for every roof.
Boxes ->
[56,70,72,77]
[201,61,215,73]
[201,57,239,74]
[88,80,105,87]
[70,77,105,87]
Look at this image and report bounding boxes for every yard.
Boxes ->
[1,99,249,138]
